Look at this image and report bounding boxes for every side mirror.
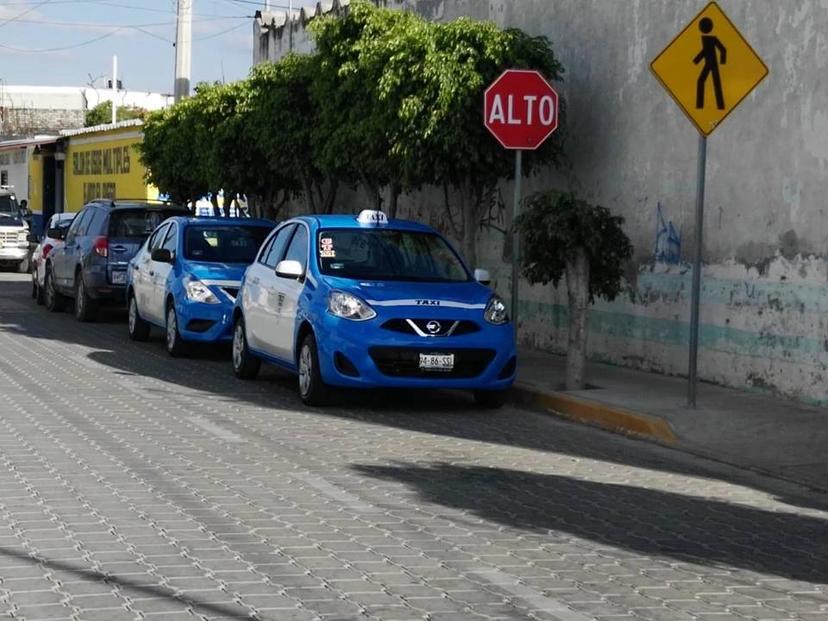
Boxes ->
[47,227,65,241]
[474,268,492,286]
[275,259,304,279]
[151,248,173,263]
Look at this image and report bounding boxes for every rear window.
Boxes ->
[108,209,184,238]
[184,225,272,263]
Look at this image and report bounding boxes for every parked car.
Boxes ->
[44,199,190,321]
[0,188,31,273]
[230,210,516,407]
[31,213,75,304]
[126,217,275,356]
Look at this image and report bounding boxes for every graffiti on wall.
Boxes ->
[654,202,681,264]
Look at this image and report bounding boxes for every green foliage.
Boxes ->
[84,101,145,127]
[517,192,633,302]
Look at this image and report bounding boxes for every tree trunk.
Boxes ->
[387,182,401,219]
[210,193,220,217]
[565,246,590,390]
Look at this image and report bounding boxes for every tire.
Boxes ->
[298,332,330,406]
[31,278,37,299]
[44,268,65,313]
[232,316,260,380]
[473,389,507,409]
[127,293,151,342]
[165,302,188,357]
[74,275,99,322]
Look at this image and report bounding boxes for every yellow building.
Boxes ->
[26,120,157,221]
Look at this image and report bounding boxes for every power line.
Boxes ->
[2,15,250,29]
[0,0,54,30]
[0,28,121,52]
[194,20,247,42]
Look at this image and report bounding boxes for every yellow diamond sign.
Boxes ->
[650,2,768,136]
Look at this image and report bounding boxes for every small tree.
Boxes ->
[517,192,633,390]
[85,101,145,127]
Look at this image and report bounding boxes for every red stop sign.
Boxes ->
[484,69,559,150]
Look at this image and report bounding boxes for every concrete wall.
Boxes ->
[254,0,828,406]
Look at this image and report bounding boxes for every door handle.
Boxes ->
[249,277,260,284]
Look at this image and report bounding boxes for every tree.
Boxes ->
[139,97,209,205]
[85,101,145,127]
[243,55,334,217]
[310,1,433,217]
[517,192,633,390]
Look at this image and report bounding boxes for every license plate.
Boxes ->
[419,353,454,371]
[110,271,127,285]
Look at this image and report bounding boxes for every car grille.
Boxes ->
[381,318,480,337]
[369,347,495,378]
[0,231,19,245]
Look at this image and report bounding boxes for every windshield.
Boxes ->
[0,195,18,216]
[108,209,185,239]
[184,225,272,263]
[318,229,469,282]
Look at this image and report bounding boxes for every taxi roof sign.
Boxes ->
[357,210,388,226]
[650,2,768,136]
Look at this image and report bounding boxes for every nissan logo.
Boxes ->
[426,321,442,334]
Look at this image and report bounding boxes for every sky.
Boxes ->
[0,0,278,95]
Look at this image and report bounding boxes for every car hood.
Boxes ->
[322,277,493,310]
[185,261,247,283]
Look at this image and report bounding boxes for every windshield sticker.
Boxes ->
[320,237,336,258]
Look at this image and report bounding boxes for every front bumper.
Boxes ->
[0,246,29,262]
[315,312,516,390]
[175,298,234,343]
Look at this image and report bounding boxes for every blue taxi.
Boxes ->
[231,210,516,407]
[126,217,274,355]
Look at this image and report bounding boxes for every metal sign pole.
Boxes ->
[511,149,523,343]
[688,134,707,407]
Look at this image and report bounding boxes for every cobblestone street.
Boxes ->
[0,271,826,621]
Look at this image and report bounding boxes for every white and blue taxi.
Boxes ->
[231,210,516,407]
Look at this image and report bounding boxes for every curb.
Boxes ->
[512,382,678,444]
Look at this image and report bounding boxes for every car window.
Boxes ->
[108,209,183,239]
[185,225,272,263]
[317,229,469,282]
[260,224,295,268]
[66,208,90,240]
[146,224,168,252]
[161,223,178,254]
[283,225,308,273]
[85,208,108,236]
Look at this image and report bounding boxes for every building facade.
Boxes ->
[254,0,828,406]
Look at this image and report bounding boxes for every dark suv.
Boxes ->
[44,199,190,321]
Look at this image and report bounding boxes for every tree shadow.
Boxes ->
[352,462,828,584]
[2,277,828,518]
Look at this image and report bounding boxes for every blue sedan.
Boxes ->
[126,217,275,355]
[230,210,516,407]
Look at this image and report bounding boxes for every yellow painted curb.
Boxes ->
[513,384,677,444]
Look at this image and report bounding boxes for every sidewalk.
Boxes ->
[514,349,828,492]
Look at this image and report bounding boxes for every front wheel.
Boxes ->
[298,332,330,406]
[232,316,260,379]
[165,303,188,357]
[44,268,65,313]
[473,390,507,409]
[128,293,151,341]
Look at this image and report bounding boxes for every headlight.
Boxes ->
[327,291,376,321]
[484,294,510,325]
[184,277,219,304]
[17,231,28,245]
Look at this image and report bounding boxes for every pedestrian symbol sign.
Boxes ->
[650,2,768,136]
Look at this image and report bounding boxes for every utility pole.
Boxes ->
[111,56,117,124]
[174,0,192,102]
